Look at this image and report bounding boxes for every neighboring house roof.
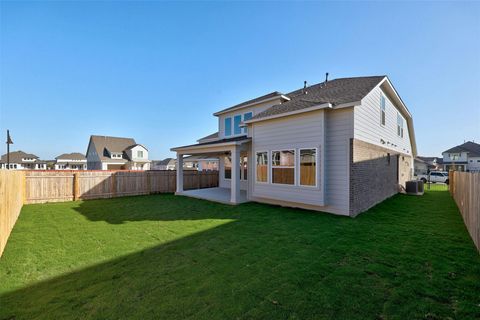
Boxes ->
[0,151,39,163]
[443,141,480,157]
[88,135,136,161]
[414,157,428,164]
[155,158,175,166]
[417,156,443,165]
[125,144,149,151]
[183,155,219,161]
[214,91,288,116]
[251,76,385,121]
[55,152,86,161]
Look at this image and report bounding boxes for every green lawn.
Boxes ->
[1,188,479,320]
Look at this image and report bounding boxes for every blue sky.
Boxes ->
[0,1,479,160]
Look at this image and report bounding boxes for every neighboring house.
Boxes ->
[55,153,87,170]
[172,75,417,216]
[86,135,151,170]
[414,156,444,174]
[414,158,429,175]
[442,141,480,172]
[0,151,47,170]
[151,158,176,170]
[151,157,219,171]
[183,155,219,171]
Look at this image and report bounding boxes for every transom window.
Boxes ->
[300,149,316,186]
[380,95,386,126]
[272,150,295,185]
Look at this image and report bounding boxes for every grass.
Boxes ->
[0,188,479,320]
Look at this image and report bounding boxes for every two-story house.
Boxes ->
[171,75,417,216]
[0,151,47,170]
[442,141,480,172]
[86,135,151,170]
[55,153,87,170]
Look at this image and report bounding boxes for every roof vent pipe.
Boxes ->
[303,81,307,94]
[325,72,329,83]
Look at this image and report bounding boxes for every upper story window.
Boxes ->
[225,118,232,136]
[450,153,460,161]
[137,150,144,158]
[397,113,404,138]
[225,112,253,137]
[380,95,386,126]
[234,115,242,135]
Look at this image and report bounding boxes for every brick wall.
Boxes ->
[349,139,412,216]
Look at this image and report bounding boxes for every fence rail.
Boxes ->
[0,171,25,257]
[449,171,480,251]
[24,170,218,204]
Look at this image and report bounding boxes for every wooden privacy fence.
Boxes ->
[0,171,25,257]
[449,171,480,252]
[24,170,219,204]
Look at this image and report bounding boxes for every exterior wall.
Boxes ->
[442,151,468,163]
[217,98,285,139]
[0,162,46,170]
[414,160,428,175]
[249,110,328,209]
[126,145,149,162]
[355,85,413,157]
[467,157,480,172]
[86,142,102,170]
[55,160,87,170]
[349,139,412,216]
[322,108,354,215]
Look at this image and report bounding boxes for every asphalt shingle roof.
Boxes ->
[89,135,136,161]
[0,151,39,163]
[215,91,284,115]
[55,152,86,160]
[252,76,386,120]
[443,141,480,157]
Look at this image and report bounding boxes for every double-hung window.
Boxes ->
[397,113,404,138]
[225,118,232,136]
[272,150,295,185]
[256,152,268,182]
[300,149,316,186]
[380,95,386,126]
[137,150,144,158]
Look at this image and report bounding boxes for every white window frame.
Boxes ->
[224,111,253,138]
[298,147,318,188]
[380,95,386,127]
[271,149,296,186]
[397,112,404,138]
[255,150,269,184]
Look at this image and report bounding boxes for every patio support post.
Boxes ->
[176,153,183,193]
[230,146,241,204]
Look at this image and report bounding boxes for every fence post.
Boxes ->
[73,172,79,201]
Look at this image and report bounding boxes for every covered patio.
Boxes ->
[177,187,248,205]
[171,136,251,205]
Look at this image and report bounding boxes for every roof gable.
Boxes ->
[443,141,480,157]
[88,135,136,161]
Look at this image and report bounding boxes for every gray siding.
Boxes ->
[324,108,353,215]
[355,86,412,156]
[251,110,326,208]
